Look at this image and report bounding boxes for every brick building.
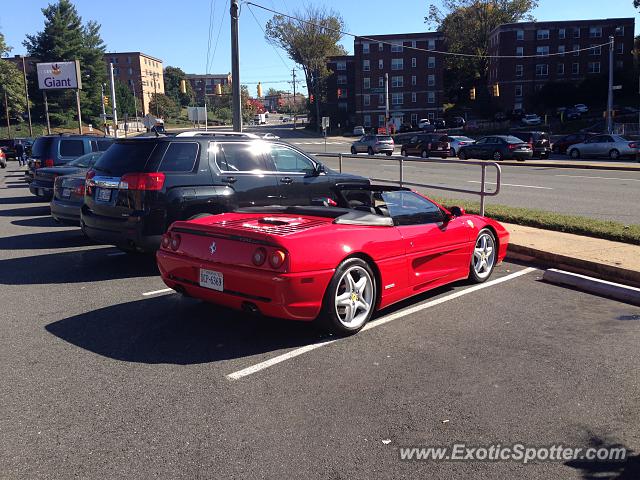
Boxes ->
[325,55,356,129]
[487,18,635,112]
[104,52,164,115]
[353,31,445,130]
[186,73,232,102]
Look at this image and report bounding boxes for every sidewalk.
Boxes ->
[504,222,640,288]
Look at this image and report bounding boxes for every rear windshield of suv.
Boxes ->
[31,137,54,158]
[93,141,156,176]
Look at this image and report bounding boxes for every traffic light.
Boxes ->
[492,83,500,97]
[180,79,187,94]
[215,83,222,95]
[257,82,263,98]
[103,95,109,106]
[469,88,476,101]
[337,88,342,98]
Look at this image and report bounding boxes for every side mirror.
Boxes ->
[314,163,325,175]
[450,206,465,217]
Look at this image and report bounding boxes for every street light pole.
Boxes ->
[384,72,390,133]
[230,0,242,132]
[21,56,33,137]
[109,63,118,138]
[607,35,614,134]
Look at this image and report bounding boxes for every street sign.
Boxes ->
[371,87,385,94]
[612,85,623,90]
[143,114,157,129]
[322,116,330,130]
[187,107,207,122]
[36,61,82,90]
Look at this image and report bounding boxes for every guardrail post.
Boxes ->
[399,157,404,187]
[339,153,343,173]
[480,163,486,216]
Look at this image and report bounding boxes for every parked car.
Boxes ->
[567,134,638,160]
[393,133,416,146]
[262,133,280,140]
[552,133,592,154]
[156,184,509,334]
[82,133,369,253]
[24,135,113,183]
[0,149,6,169]
[50,172,88,226]
[574,104,589,113]
[29,151,104,200]
[511,131,551,159]
[458,135,533,161]
[449,116,466,128]
[434,118,446,129]
[350,135,394,155]
[398,123,415,133]
[564,108,582,120]
[418,119,431,129]
[521,114,542,126]
[446,135,476,156]
[352,125,365,136]
[400,134,449,159]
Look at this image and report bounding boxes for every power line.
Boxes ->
[246,3,292,71]
[244,1,613,59]
[205,0,216,74]
[210,0,229,71]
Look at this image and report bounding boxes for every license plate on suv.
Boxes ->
[96,187,112,202]
[61,188,71,198]
[199,269,224,291]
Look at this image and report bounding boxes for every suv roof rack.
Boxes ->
[175,131,259,139]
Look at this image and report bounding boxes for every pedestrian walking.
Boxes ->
[15,142,25,166]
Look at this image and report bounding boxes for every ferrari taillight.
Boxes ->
[252,247,267,266]
[269,250,286,269]
[161,234,171,249]
[170,233,181,251]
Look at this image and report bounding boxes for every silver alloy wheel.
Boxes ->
[493,151,502,161]
[421,150,428,158]
[334,265,374,329]
[473,232,496,279]
[610,149,620,159]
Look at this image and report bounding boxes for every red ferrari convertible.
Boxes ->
[156,185,509,334]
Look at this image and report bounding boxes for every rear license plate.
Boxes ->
[199,269,224,291]
[38,188,44,196]
[96,187,112,202]
[62,188,71,198]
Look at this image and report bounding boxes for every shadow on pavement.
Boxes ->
[0,196,41,206]
[0,229,93,250]
[565,433,639,480]
[0,205,50,216]
[3,184,29,189]
[46,295,327,365]
[0,247,158,284]
[11,216,67,228]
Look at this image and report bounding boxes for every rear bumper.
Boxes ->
[50,199,81,226]
[156,250,335,321]
[509,151,533,160]
[29,181,54,199]
[81,207,162,251]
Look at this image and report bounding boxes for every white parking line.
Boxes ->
[142,288,175,296]
[555,174,640,182]
[107,251,128,257]
[226,267,537,380]
[467,180,552,190]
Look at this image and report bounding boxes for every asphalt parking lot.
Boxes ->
[1,164,639,479]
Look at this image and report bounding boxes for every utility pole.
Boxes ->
[101,83,107,136]
[607,35,614,134]
[230,0,242,132]
[109,63,119,138]
[4,92,10,138]
[132,83,140,132]
[153,72,159,118]
[43,91,51,135]
[75,89,83,134]
[292,68,297,130]
[21,56,32,137]
[384,72,390,134]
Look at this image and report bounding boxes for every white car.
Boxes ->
[418,119,431,129]
[574,104,589,113]
[262,133,280,140]
[353,125,365,136]
[521,114,542,126]
[447,135,476,156]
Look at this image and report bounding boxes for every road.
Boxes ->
[1,167,639,479]
[248,124,640,225]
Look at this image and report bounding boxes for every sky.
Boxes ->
[2,0,639,96]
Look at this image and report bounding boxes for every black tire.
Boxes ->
[609,149,620,160]
[0,162,6,169]
[569,148,580,159]
[458,150,467,160]
[468,228,497,283]
[367,147,374,155]
[493,151,503,161]
[350,146,357,155]
[421,150,428,158]
[319,257,377,335]
[401,148,407,157]
[386,151,392,156]
[450,147,456,158]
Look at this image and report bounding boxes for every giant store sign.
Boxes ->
[36,61,82,90]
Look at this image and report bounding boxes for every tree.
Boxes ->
[114,80,135,116]
[163,66,194,107]
[266,87,286,97]
[24,0,107,125]
[0,31,11,57]
[426,0,538,106]
[635,0,640,9]
[149,93,180,119]
[265,5,347,129]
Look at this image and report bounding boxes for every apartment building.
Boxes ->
[325,55,356,128]
[105,52,164,115]
[487,18,635,112]
[353,31,445,129]
[186,73,232,102]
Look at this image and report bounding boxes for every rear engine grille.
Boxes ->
[216,218,327,236]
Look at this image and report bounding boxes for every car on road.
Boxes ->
[50,172,88,226]
[400,134,449,159]
[574,104,589,114]
[521,114,542,126]
[552,133,592,154]
[433,118,446,129]
[350,135,394,156]
[511,131,551,159]
[567,134,638,160]
[449,116,466,128]
[417,119,431,130]
[29,151,103,200]
[82,133,369,253]
[24,135,113,183]
[262,133,280,140]
[457,135,533,161]
[156,184,509,334]
[352,126,365,136]
[446,135,475,156]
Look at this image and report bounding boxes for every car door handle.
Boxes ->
[224,176,237,184]
[279,176,293,184]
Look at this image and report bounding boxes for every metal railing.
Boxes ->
[311,153,502,217]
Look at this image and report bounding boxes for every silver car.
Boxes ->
[567,134,638,160]
[350,135,394,156]
[447,135,476,156]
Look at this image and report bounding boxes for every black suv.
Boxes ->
[81,132,369,252]
[511,131,551,158]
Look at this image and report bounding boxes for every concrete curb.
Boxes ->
[465,159,640,171]
[506,243,640,289]
[542,268,640,306]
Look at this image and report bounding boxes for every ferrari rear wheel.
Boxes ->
[320,258,376,335]
[469,228,497,283]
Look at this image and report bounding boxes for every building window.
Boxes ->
[336,61,346,71]
[411,75,416,86]
[378,59,383,70]
[411,92,417,103]
[391,43,403,53]
[516,64,523,77]
[391,58,403,70]
[364,115,371,127]
[338,102,348,112]
[536,46,549,56]
[427,39,436,50]
[363,42,369,54]
[558,45,565,56]
[127,56,132,64]
[338,88,348,99]
[557,63,565,75]
[363,60,370,71]
[363,95,370,106]
[427,74,435,86]
[427,112,435,120]
[516,29,524,40]
[590,44,601,55]
[363,77,370,89]
[391,92,403,105]
[588,62,600,74]
[616,42,624,54]
[589,26,602,38]
[535,64,548,76]
[379,94,384,104]
[516,46,523,57]
[412,57,417,68]
[537,29,550,40]
[572,63,580,74]
[377,76,383,87]
[337,75,347,85]
[515,84,523,98]
[391,75,403,87]
[411,40,416,48]
[573,27,581,38]
[559,28,566,39]
[615,26,625,36]
[427,91,435,104]
[427,57,435,68]
[573,44,580,56]
[378,42,384,52]
[378,114,385,126]
[411,113,418,124]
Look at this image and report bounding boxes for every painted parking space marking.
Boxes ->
[554,174,640,182]
[467,180,552,190]
[226,267,537,380]
[107,251,128,257]
[142,288,175,296]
